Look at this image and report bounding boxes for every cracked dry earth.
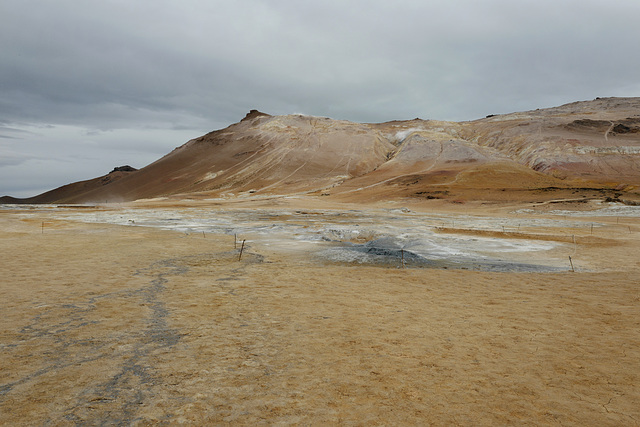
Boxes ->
[1,211,639,425]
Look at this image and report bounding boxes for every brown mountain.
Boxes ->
[2,98,640,205]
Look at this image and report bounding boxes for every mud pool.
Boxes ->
[13,205,589,272]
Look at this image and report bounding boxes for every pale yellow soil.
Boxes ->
[1,203,639,425]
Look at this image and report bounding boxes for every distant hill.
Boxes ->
[3,99,640,205]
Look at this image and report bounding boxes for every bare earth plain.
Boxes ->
[1,197,639,426]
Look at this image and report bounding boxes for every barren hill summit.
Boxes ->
[2,97,640,205]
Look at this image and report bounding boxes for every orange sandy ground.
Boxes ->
[1,201,639,426]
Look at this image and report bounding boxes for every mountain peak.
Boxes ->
[241,109,271,121]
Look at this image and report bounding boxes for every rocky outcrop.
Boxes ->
[110,165,138,173]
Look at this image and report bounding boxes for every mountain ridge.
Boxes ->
[3,97,640,205]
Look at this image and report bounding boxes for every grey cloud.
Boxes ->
[0,152,32,167]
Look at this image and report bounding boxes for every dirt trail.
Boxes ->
[338,141,444,194]
[605,120,615,142]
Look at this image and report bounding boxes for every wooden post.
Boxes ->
[234,234,237,249]
[569,256,575,272]
[41,221,44,234]
[238,240,246,261]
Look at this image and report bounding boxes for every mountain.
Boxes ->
[2,98,640,205]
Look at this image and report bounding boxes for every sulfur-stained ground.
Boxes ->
[1,202,639,425]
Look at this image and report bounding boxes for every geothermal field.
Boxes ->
[2,98,640,425]
[1,196,639,425]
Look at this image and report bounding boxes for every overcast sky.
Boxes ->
[2,0,640,197]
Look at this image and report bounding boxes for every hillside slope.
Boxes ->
[2,98,640,204]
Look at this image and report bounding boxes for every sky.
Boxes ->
[2,0,640,198]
